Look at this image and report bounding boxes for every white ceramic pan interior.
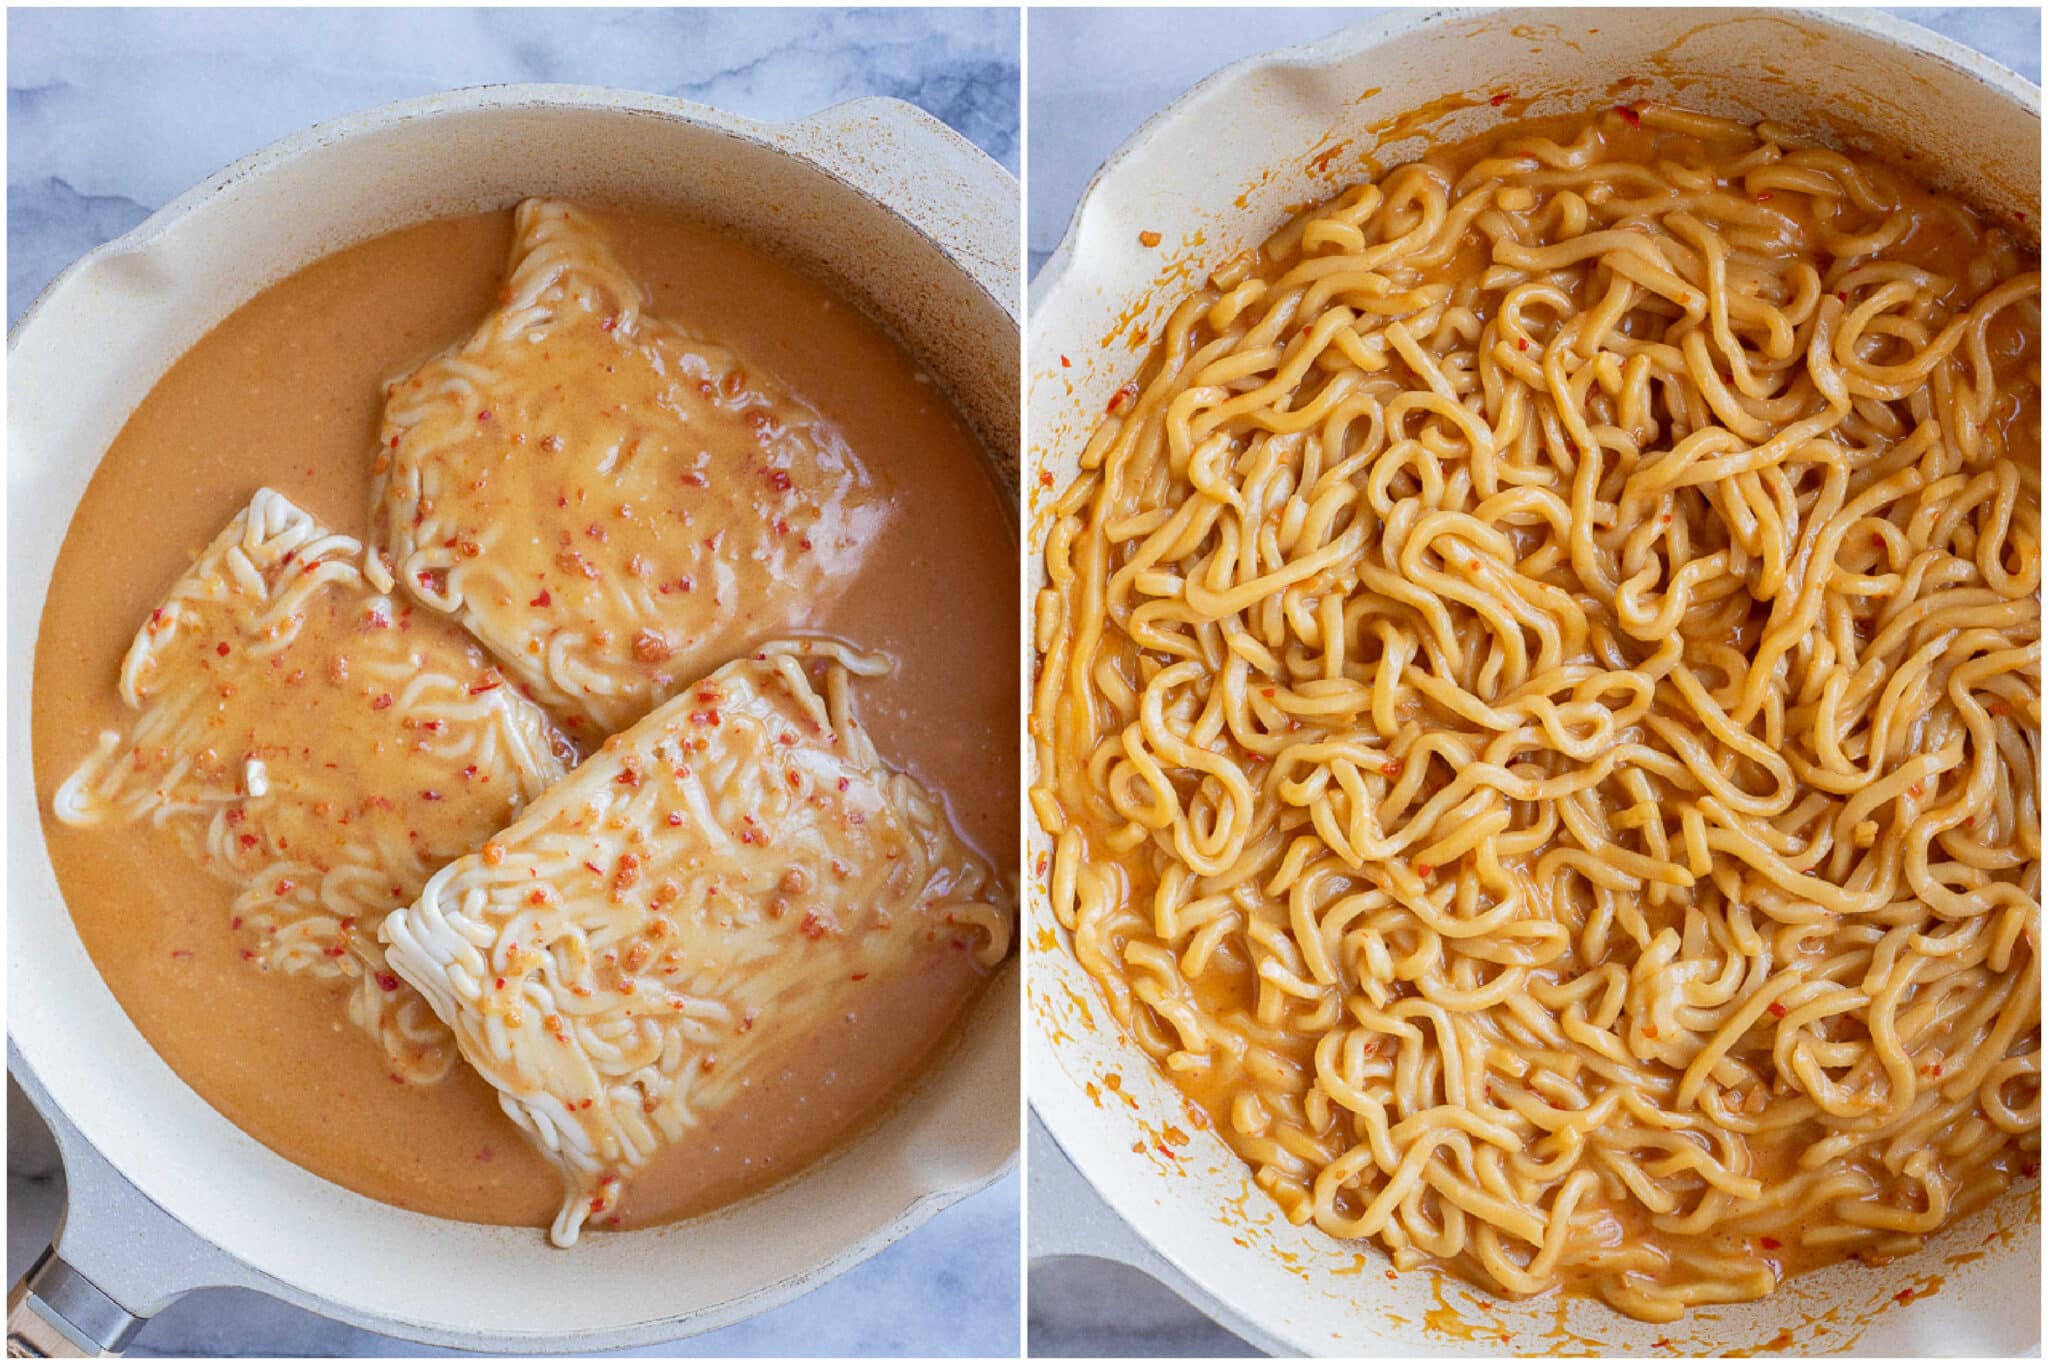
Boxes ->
[1027,8,2041,1356]
[9,84,1019,1354]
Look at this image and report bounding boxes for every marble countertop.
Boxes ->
[1023,6,2039,1357]
[6,7,1018,1358]
[8,6,1020,325]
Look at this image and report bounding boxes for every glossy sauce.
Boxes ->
[32,206,1017,1229]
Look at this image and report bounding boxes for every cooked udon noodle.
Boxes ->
[1032,105,2040,1320]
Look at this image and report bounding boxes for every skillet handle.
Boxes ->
[6,1248,142,1357]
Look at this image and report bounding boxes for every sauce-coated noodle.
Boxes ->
[1032,106,2040,1321]
[56,489,572,1082]
[385,639,1013,1245]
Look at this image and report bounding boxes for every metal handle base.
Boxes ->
[6,1249,142,1357]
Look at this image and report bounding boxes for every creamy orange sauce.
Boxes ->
[33,205,1016,1230]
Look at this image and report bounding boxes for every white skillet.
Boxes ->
[1027,8,2041,1355]
[9,84,1019,1355]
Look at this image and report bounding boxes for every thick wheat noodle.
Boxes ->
[383,637,1012,1245]
[1032,105,2040,1322]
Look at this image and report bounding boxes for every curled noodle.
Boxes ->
[1032,106,2041,1322]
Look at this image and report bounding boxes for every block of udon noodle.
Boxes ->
[53,488,575,1084]
[381,639,1013,1245]
[366,197,889,735]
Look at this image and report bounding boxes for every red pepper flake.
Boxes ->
[1516,336,1529,352]
[599,316,618,334]
[1768,1001,1789,1019]
[273,878,295,895]
[1895,1288,1915,1305]
[495,977,507,990]
[837,777,849,792]
[469,679,502,695]
[1615,104,1641,127]
[238,833,259,849]
[1415,862,1434,879]
[1059,354,1071,368]
[690,709,721,727]
[1760,1236,1782,1250]
[421,788,443,802]
[1755,190,1773,202]
[476,409,492,422]
[851,972,869,981]
[372,692,394,710]
[1106,382,1138,415]
[323,945,346,958]
[666,812,684,827]
[377,973,400,992]
[215,642,231,657]
[1490,92,1511,107]
[767,469,793,492]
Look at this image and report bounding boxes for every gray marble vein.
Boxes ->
[7,6,1018,1358]
[1023,5,2038,1356]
